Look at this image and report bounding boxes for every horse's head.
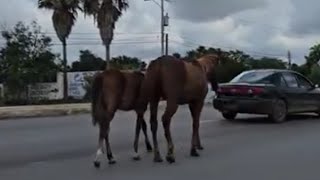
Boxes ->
[196,53,222,92]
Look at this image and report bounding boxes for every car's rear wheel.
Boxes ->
[222,111,237,120]
[268,98,287,123]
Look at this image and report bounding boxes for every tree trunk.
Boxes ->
[105,44,110,70]
[62,39,68,100]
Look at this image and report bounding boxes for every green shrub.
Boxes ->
[308,64,320,85]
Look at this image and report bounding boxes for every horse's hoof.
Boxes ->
[108,159,117,165]
[93,161,100,168]
[153,156,163,163]
[147,149,153,153]
[197,145,204,150]
[190,148,200,157]
[132,154,141,161]
[166,156,176,164]
[146,143,153,152]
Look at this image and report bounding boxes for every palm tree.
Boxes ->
[81,0,129,69]
[38,0,82,100]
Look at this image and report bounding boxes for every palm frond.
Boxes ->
[114,0,128,12]
[81,0,100,18]
[52,10,76,42]
[97,0,114,45]
[38,0,57,9]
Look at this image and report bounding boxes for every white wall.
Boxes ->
[28,72,64,100]
[25,71,216,102]
[0,84,4,99]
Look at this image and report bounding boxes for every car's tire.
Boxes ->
[222,111,237,120]
[268,98,287,123]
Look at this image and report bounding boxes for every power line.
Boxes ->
[50,41,160,46]
[170,36,286,57]
[170,39,290,59]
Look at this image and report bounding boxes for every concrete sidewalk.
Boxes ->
[0,103,91,120]
[0,99,213,120]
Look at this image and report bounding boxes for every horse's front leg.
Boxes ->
[104,117,116,165]
[141,117,153,152]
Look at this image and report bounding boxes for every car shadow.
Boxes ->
[227,113,319,125]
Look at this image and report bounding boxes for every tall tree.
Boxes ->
[38,0,82,100]
[109,55,144,70]
[71,49,105,71]
[305,44,320,67]
[172,52,181,59]
[81,0,129,69]
[0,21,61,100]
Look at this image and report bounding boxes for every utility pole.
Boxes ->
[165,33,168,55]
[161,0,164,56]
[145,0,169,56]
[288,50,291,70]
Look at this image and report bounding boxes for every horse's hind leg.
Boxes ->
[188,101,204,157]
[93,124,107,168]
[105,112,116,164]
[162,100,178,163]
[150,99,163,163]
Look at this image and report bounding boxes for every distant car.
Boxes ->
[213,69,320,123]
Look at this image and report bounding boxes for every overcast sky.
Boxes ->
[0,0,319,65]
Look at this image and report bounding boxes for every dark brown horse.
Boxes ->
[135,54,220,163]
[91,69,153,168]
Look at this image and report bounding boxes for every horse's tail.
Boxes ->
[91,73,104,126]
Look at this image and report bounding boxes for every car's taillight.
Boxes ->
[217,86,265,96]
[247,87,264,95]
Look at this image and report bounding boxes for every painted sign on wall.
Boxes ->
[67,71,99,99]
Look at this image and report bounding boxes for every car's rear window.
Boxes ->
[230,71,274,83]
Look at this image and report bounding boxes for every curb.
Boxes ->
[0,101,213,120]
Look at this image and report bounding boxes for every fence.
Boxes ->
[3,71,215,103]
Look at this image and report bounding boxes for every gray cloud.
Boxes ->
[0,0,319,66]
[169,0,267,23]
[289,0,320,35]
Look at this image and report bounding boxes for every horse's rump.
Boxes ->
[119,71,145,110]
[137,56,187,104]
[91,69,146,124]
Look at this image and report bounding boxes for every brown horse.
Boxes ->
[91,68,153,168]
[135,54,220,163]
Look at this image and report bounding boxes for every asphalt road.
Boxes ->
[1,105,320,180]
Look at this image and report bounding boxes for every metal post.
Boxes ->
[165,33,168,55]
[161,0,164,56]
[144,0,166,56]
[288,50,291,70]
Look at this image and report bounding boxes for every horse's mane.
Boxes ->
[195,54,220,74]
